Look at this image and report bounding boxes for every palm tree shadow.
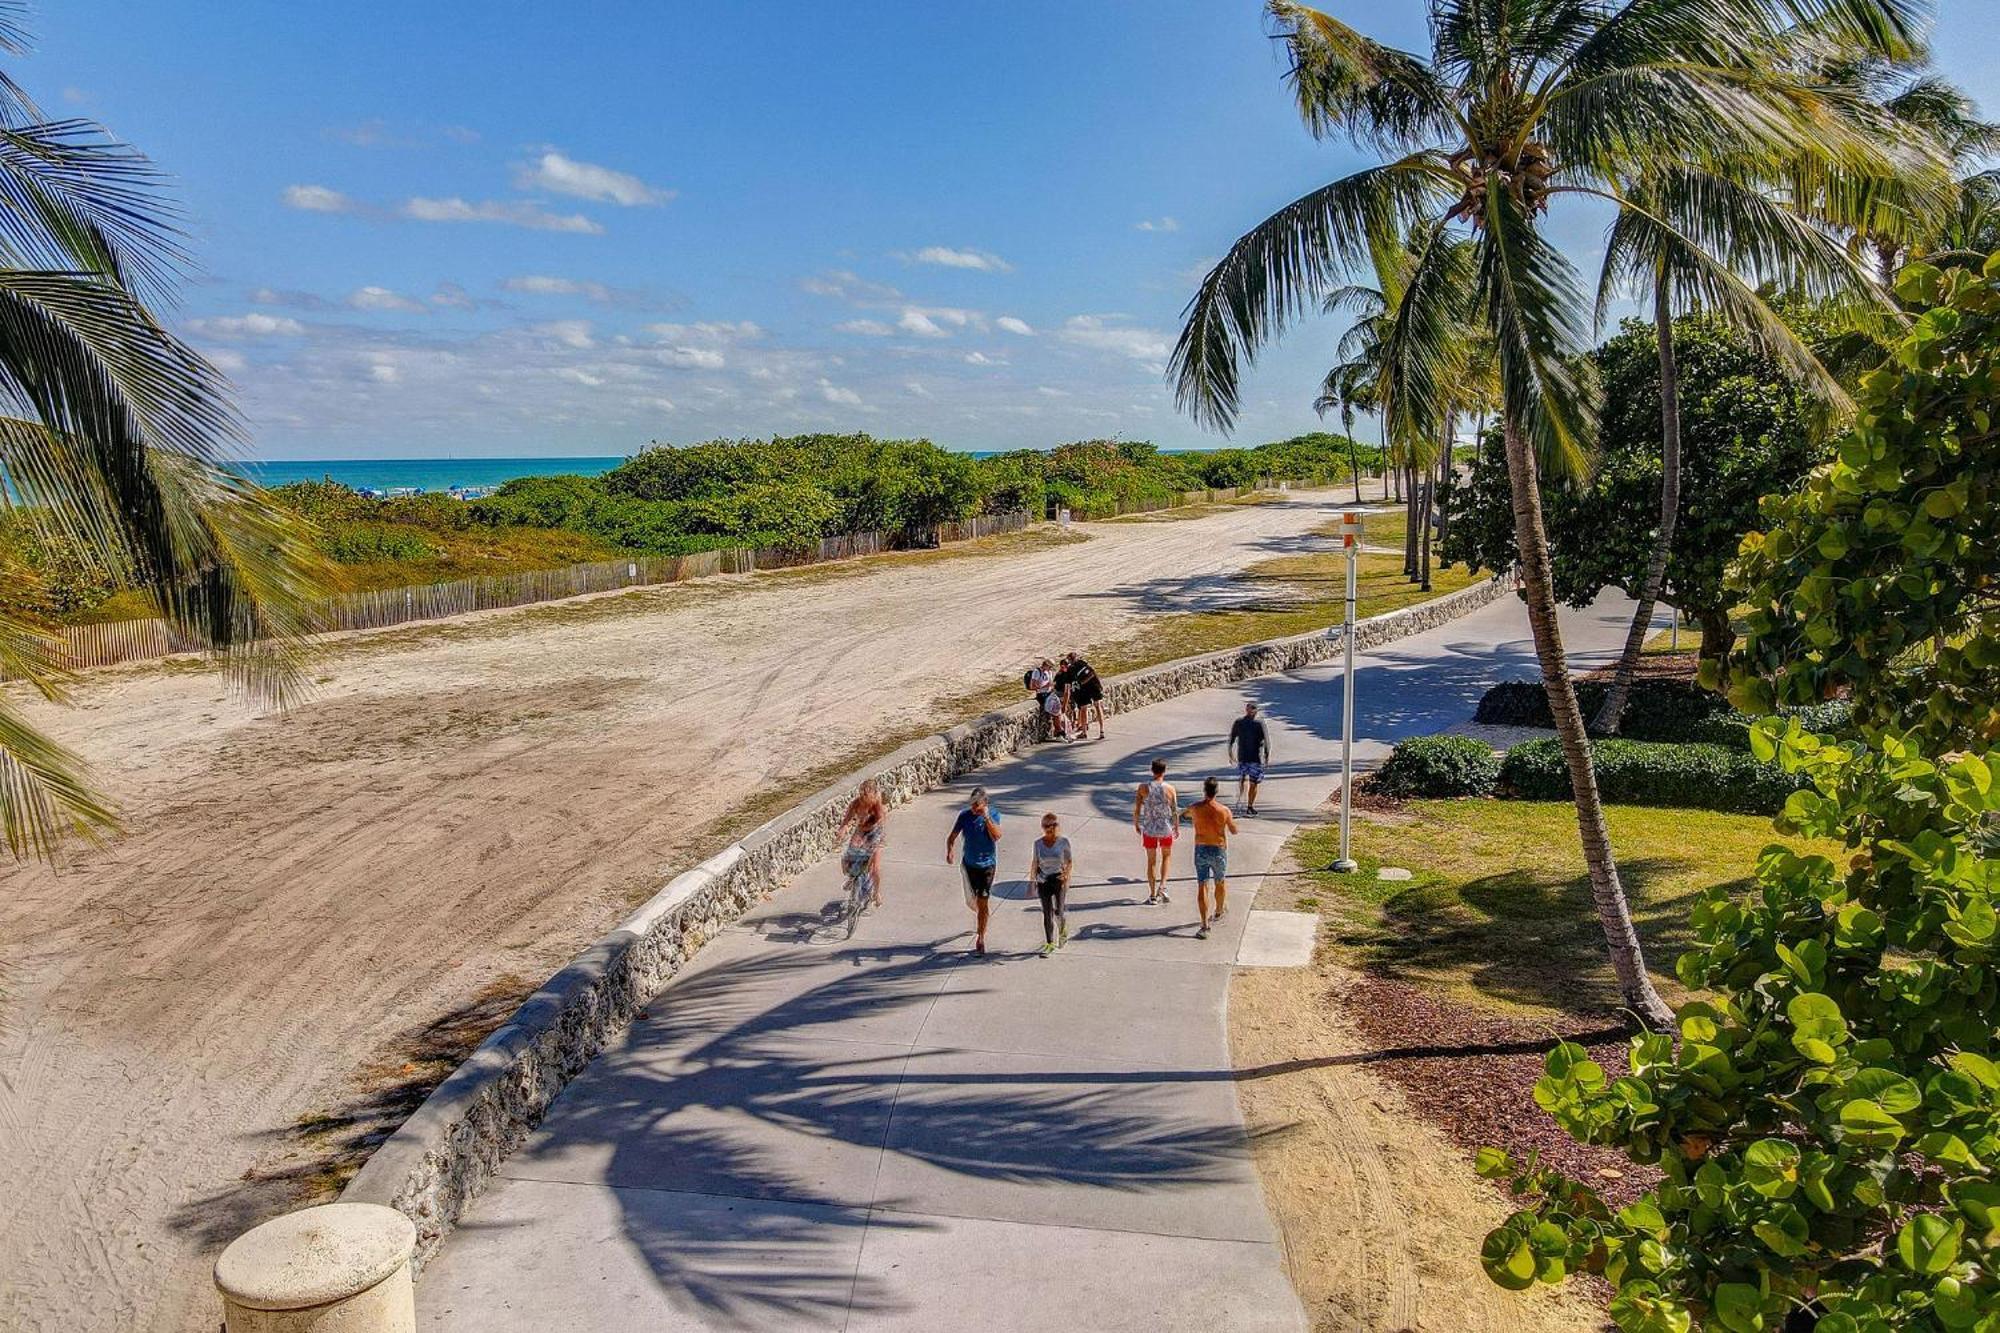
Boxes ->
[513,941,1256,1327]
[1332,856,1713,1012]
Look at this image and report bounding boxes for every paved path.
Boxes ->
[416,587,1645,1331]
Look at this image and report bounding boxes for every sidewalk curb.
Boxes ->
[341,575,1510,1270]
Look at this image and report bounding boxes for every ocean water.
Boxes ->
[240,451,1022,494]
[242,456,627,493]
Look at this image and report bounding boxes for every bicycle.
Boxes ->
[839,838,875,939]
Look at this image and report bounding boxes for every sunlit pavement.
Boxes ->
[416,585,1644,1331]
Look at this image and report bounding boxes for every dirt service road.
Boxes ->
[0,495,1346,1331]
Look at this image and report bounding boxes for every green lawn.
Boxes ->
[1284,800,1837,1021]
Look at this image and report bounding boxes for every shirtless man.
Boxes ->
[1188,776,1239,939]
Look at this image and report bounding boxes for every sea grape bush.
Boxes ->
[1479,718,2000,1330]
[1497,736,1805,815]
[1370,734,1502,798]
[1721,255,2000,751]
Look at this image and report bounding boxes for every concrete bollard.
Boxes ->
[214,1203,417,1333]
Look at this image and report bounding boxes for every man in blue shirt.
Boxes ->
[945,786,1003,955]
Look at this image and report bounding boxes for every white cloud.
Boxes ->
[429,281,477,310]
[995,316,1035,336]
[632,395,676,413]
[906,245,1012,273]
[1135,217,1181,232]
[835,318,894,336]
[659,346,726,369]
[905,380,933,398]
[248,286,332,310]
[898,309,949,339]
[203,348,247,374]
[401,196,603,233]
[282,184,358,214]
[516,150,674,206]
[1059,314,1171,370]
[555,367,605,387]
[800,269,903,303]
[818,378,863,406]
[1036,386,1069,397]
[897,305,979,339]
[535,319,596,349]
[188,312,307,339]
[646,321,761,343]
[963,351,1006,366]
[501,274,649,305]
[348,285,427,313]
[363,351,402,384]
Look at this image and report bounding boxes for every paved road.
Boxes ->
[416,587,1645,1331]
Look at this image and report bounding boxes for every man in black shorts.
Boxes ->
[945,786,1003,955]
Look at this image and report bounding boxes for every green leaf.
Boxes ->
[1618,1199,1668,1238]
[1752,1205,1809,1257]
[1481,1227,1537,1291]
[1897,1214,1963,1274]
[1950,1051,2000,1089]
[1474,1147,1512,1179]
[1742,1139,1800,1198]
[1838,1098,1907,1147]
[1712,1281,1765,1332]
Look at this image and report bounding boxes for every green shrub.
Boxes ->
[317,523,437,564]
[1475,677,1735,739]
[1498,736,1806,814]
[1370,734,1502,798]
[1483,722,2000,1331]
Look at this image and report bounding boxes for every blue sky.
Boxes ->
[17,1,2000,460]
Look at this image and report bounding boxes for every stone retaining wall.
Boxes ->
[342,574,1509,1268]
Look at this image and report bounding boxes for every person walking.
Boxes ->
[1188,776,1239,939]
[945,786,1003,955]
[1026,812,1073,955]
[1227,701,1271,815]
[837,779,889,908]
[1132,758,1179,905]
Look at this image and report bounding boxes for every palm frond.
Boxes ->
[1266,1,1457,150]
[1477,184,1599,479]
[1171,157,1449,431]
[0,693,115,860]
[1375,223,1475,465]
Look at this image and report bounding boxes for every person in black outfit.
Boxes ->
[1064,652,1106,740]
[1227,701,1271,814]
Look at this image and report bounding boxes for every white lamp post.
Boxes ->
[1333,509,1360,873]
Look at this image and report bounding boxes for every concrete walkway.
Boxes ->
[416,588,1644,1331]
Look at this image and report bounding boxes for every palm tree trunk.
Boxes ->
[1403,462,1419,579]
[1344,414,1362,504]
[1501,413,1674,1028]
[1592,283,1682,735]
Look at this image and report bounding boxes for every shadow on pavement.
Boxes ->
[531,941,1256,1327]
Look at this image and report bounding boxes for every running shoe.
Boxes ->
[1040,941,1056,956]
[1160,890,1171,904]
[1058,924,1069,946]
[1196,924,1210,939]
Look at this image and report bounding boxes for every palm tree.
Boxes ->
[1173,0,1933,1027]
[0,7,324,860]
[1312,358,1372,504]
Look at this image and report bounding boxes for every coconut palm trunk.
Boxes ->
[1503,415,1674,1026]
[1343,406,1363,503]
[1593,283,1684,733]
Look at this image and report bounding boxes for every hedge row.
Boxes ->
[1496,737,1809,814]
[1473,678,1851,749]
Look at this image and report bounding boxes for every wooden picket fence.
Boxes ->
[35,510,1030,674]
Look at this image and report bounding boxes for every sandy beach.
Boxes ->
[0,496,1349,1331]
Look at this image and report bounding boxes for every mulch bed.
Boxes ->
[1340,972,1659,1208]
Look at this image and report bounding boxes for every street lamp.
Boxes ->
[1333,509,1360,873]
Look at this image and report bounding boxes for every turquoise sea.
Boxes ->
[243,456,628,494]
[242,451,1026,495]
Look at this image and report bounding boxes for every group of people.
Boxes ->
[1024,653,1106,742]
[839,699,1276,956]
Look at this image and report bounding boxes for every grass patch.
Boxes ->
[1094,548,1480,674]
[1285,800,1836,1021]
